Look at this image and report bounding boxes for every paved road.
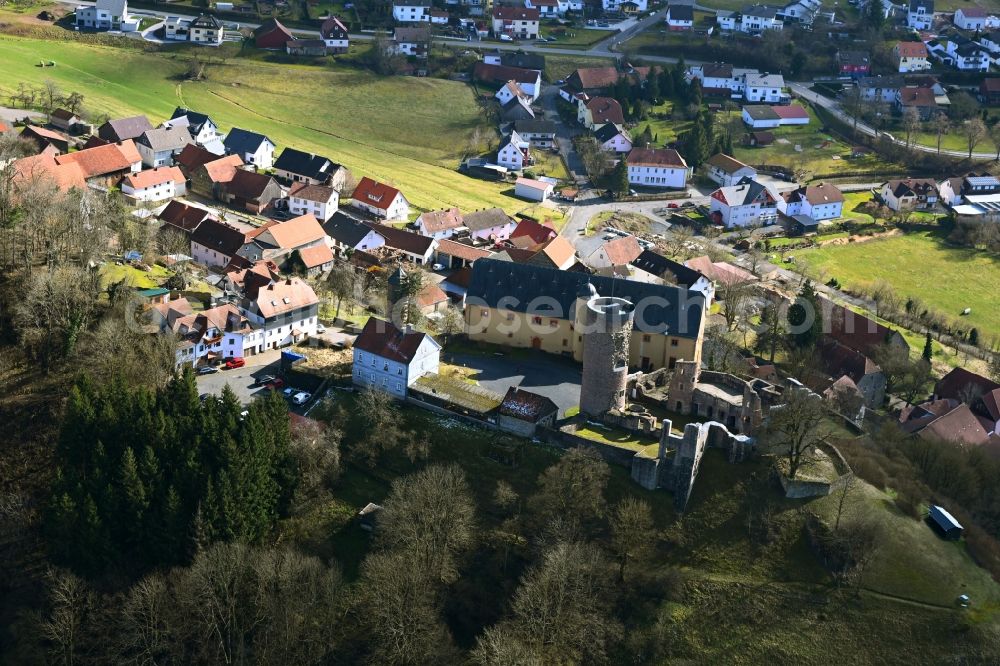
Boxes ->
[444,350,582,418]
[539,83,587,184]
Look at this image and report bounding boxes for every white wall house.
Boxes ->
[955,7,987,30]
[492,6,540,39]
[223,128,276,170]
[120,166,186,203]
[626,148,689,189]
[907,0,933,30]
[743,73,786,103]
[497,131,530,170]
[350,177,410,221]
[242,278,320,351]
[709,178,779,227]
[170,304,264,368]
[352,317,441,398]
[777,183,844,221]
[705,153,757,187]
[188,14,224,44]
[740,5,783,33]
[495,81,530,106]
[287,182,339,221]
[75,0,131,31]
[604,0,648,10]
[596,125,632,153]
[323,212,387,256]
[393,0,431,22]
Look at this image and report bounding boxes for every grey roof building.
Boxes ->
[98,115,153,143]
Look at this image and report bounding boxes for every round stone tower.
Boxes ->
[579,294,635,417]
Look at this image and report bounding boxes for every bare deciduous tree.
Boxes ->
[610,497,654,581]
[964,118,987,158]
[531,447,609,541]
[763,388,830,479]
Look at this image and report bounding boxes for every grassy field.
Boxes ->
[99,262,172,289]
[543,53,616,82]
[0,34,519,214]
[538,24,616,49]
[795,230,1000,340]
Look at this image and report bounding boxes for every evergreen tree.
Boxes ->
[970,328,980,347]
[787,281,822,348]
[646,72,660,103]
[659,67,674,98]
[117,447,148,552]
[613,159,630,196]
[922,332,933,362]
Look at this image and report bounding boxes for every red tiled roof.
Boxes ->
[12,153,86,191]
[352,176,402,211]
[585,97,624,125]
[122,166,185,190]
[201,154,244,183]
[626,147,687,168]
[493,6,539,20]
[898,86,937,107]
[935,367,1000,402]
[771,104,809,120]
[297,243,334,269]
[895,41,928,58]
[253,277,319,318]
[510,217,556,245]
[825,299,901,356]
[262,214,326,249]
[418,208,464,234]
[176,143,221,174]
[54,140,141,179]
[436,238,494,262]
[598,235,643,266]
[417,283,448,308]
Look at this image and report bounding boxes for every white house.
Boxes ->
[626,148,689,189]
[894,41,931,72]
[709,177,779,227]
[352,316,441,398]
[688,63,757,96]
[287,182,339,221]
[705,153,757,187]
[242,277,320,351]
[955,7,987,30]
[595,124,632,153]
[415,208,465,240]
[188,14,224,44]
[879,178,938,210]
[777,183,844,221]
[223,128,276,170]
[857,75,903,103]
[464,207,516,242]
[350,176,410,221]
[163,16,191,40]
[392,26,431,57]
[604,0,648,11]
[323,212,387,256]
[907,0,933,30]
[666,4,694,29]
[497,130,530,170]
[742,105,782,128]
[514,177,554,202]
[135,125,192,168]
[393,0,431,22]
[120,166,186,202]
[716,10,738,31]
[166,107,223,154]
[525,0,561,17]
[948,41,991,71]
[496,80,531,106]
[743,72,786,103]
[320,16,350,53]
[190,219,254,269]
[75,0,131,31]
[492,6,540,40]
[513,119,556,147]
[586,235,643,269]
[739,4,783,33]
[167,303,263,368]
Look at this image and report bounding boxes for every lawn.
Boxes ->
[538,23,616,49]
[795,230,1000,340]
[99,262,172,289]
[0,34,520,215]
[543,53,616,82]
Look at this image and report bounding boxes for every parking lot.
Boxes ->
[195,350,320,414]
[443,349,582,418]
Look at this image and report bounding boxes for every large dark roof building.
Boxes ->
[97,115,153,143]
[274,147,342,183]
[466,258,705,338]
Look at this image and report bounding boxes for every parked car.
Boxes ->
[292,391,311,405]
[499,34,513,42]
[224,357,245,369]
[667,202,679,208]
[267,377,286,390]
[254,374,276,387]
[282,387,296,398]
[197,366,219,375]
[432,263,445,271]
[316,324,327,334]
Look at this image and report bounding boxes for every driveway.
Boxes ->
[539,84,587,184]
[443,349,582,418]
[196,349,284,406]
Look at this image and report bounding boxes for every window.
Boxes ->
[642,334,651,342]
[670,339,679,347]
[532,316,542,325]
[396,383,403,391]
[562,339,567,347]
[668,357,677,369]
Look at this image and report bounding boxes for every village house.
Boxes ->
[434,239,495,269]
[415,208,465,239]
[604,0,648,12]
[501,97,535,123]
[496,80,532,106]
[837,50,871,78]
[857,75,903,103]
[243,277,320,350]
[778,183,844,221]
[824,299,910,357]
[163,16,191,41]
[742,105,782,129]
[525,0,561,17]
[353,316,441,398]
[896,85,940,118]
[509,217,556,247]
[135,125,192,168]
[483,50,546,70]
[980,78,1000,104]
[20,125,70,155]
[497,130,531,170]
[75,0,132,31]
[97,115,152,143]
[49,109,81,133]
[168,302,261,368]
[894,41,931,72]
[273,147,346,189]
[323,211,387,256]
[739,4,784,33]
[12,153,86,192]
[120,166,186,203]
[626,147,689,189]
[254,18,295,49]
[464,258,706,371]
[666,4,695,29]
[189,153,244,199]
[816,339,886,408]
[709,177,779,227]
[365,222,437,264]
[491,6,540,39]
[392,26,431,58]
[393,0,431,22]
[705,153,757,186]
[287,182,339,221]
[190,218,258,268]
[577,97,625,131]
[464,207,516,242]
[906,0,933,30]
[286,40,329,57]
[166,107,223,154]
[223,128,276,170]
[188,13,224,44]
[498,387,559,435]
[513,119,557,147]
[595,124,633,153]
[879,177,939,210]
[938,173,1000,205]
[586,235,644,269]
[158,199,215,237]
[54,140,142,185]
[253,213,333,274]
[218,169,283,214]
[320,16,350,53]
[743,72,787,104]
[350,176,410,221]
[955,6,988,30]
[630,250,716,302]
[946,40,990,71]
[474,63,543,99]
[685,255,756,286]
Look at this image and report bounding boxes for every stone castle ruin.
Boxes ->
[630,419,754,512]
[578,291,635,417]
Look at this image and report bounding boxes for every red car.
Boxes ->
[667,202,679,209]
[267,378,285,390]
[224,357,245,369]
